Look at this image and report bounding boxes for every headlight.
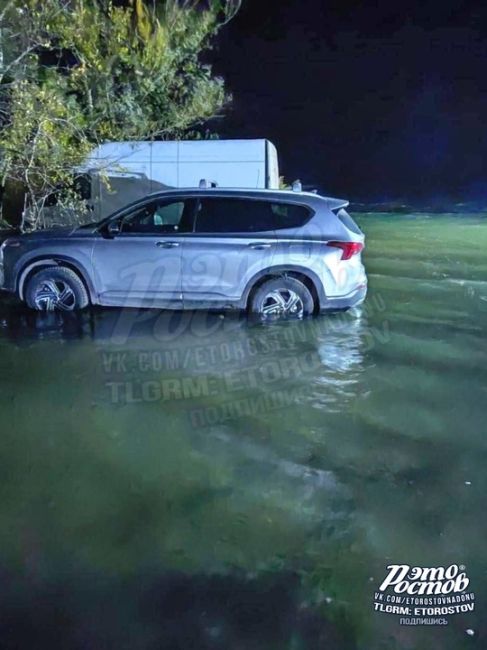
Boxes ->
[0,239,21,288]
[0,238,21,265]
[1,238,21,250]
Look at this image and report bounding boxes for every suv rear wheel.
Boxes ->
[25,266,89,311]
[249,276,314,317]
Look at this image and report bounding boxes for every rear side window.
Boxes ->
[194,198,312,234]
[195,199,276,233]
[271,203,312,230]
[336,208,363,235]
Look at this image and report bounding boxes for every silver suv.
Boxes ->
[0,187,367,316]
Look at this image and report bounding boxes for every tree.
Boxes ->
[0,0,241,227]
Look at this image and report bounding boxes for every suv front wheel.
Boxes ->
[249,276,314,318]
[25,267,89,311]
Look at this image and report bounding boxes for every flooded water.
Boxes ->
[0,213,486,649]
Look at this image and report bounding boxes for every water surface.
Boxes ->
[0,213,486,649]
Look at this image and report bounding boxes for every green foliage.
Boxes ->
[0,0,240,227]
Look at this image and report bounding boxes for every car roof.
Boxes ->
[145,187,349,209]
[149,187,314,198]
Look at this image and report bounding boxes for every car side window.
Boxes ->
[194,198,276,234]
[271,203,312,230]
[120,199,191,234]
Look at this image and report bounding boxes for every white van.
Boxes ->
[81,139,280,220]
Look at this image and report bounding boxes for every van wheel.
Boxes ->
[25,267,89,311]
[249,276,314,317]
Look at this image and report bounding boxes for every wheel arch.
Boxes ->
[17,256,96,303]
[242,265,325,313]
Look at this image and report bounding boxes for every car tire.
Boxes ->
[249,276,314,317]
[25,266,89,311]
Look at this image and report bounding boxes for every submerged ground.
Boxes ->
[0,213,486,649]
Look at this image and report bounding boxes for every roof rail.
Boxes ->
[291,179,302,192]
[199,179,218,189]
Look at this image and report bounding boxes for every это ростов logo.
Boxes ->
[379,564,469,596]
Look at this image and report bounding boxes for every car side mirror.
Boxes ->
[107,221,121,237]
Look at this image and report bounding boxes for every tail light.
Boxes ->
[327,241,363,260]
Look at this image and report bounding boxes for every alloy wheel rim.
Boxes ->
[33,280,76,311]
[261,289,304,317]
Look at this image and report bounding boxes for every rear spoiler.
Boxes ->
[324,197,349,211]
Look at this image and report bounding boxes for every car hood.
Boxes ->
[15,226,93,241]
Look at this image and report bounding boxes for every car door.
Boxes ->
[181,197,277,308]
[92,197,196,308]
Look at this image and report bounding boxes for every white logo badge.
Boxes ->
[373,564,475,626]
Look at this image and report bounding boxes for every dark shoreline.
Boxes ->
[350,202,487,214]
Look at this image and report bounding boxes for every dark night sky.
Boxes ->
[212,0,487,204]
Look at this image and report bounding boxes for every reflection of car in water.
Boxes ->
[0,186,367,316]
[0,300,367,402]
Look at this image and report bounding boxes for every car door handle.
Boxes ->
[156,241,180,249]
[248,243,272,250]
